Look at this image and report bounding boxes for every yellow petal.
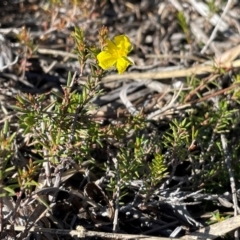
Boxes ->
[116,57,131,74]
[114,35,132,54]
[105,39,117,53]
[97,51,117,70]
[97,35,133,73]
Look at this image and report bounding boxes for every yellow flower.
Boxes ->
[97,35,134,74]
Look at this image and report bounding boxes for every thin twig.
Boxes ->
[112,157,120,232]
[100,59,240,82]
[5,224,182,240]
[181,214,240,240]
[201,0,233,54]
[0,55,18,72]
[221,134,240,240]
[6,214,240,240]
[37,48,77,59]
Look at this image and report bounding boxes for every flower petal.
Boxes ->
[116,57,131,74]
[97,51,117,70]
[114,35,132,54]
[97,35,134,74]
[105,39,117,52]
